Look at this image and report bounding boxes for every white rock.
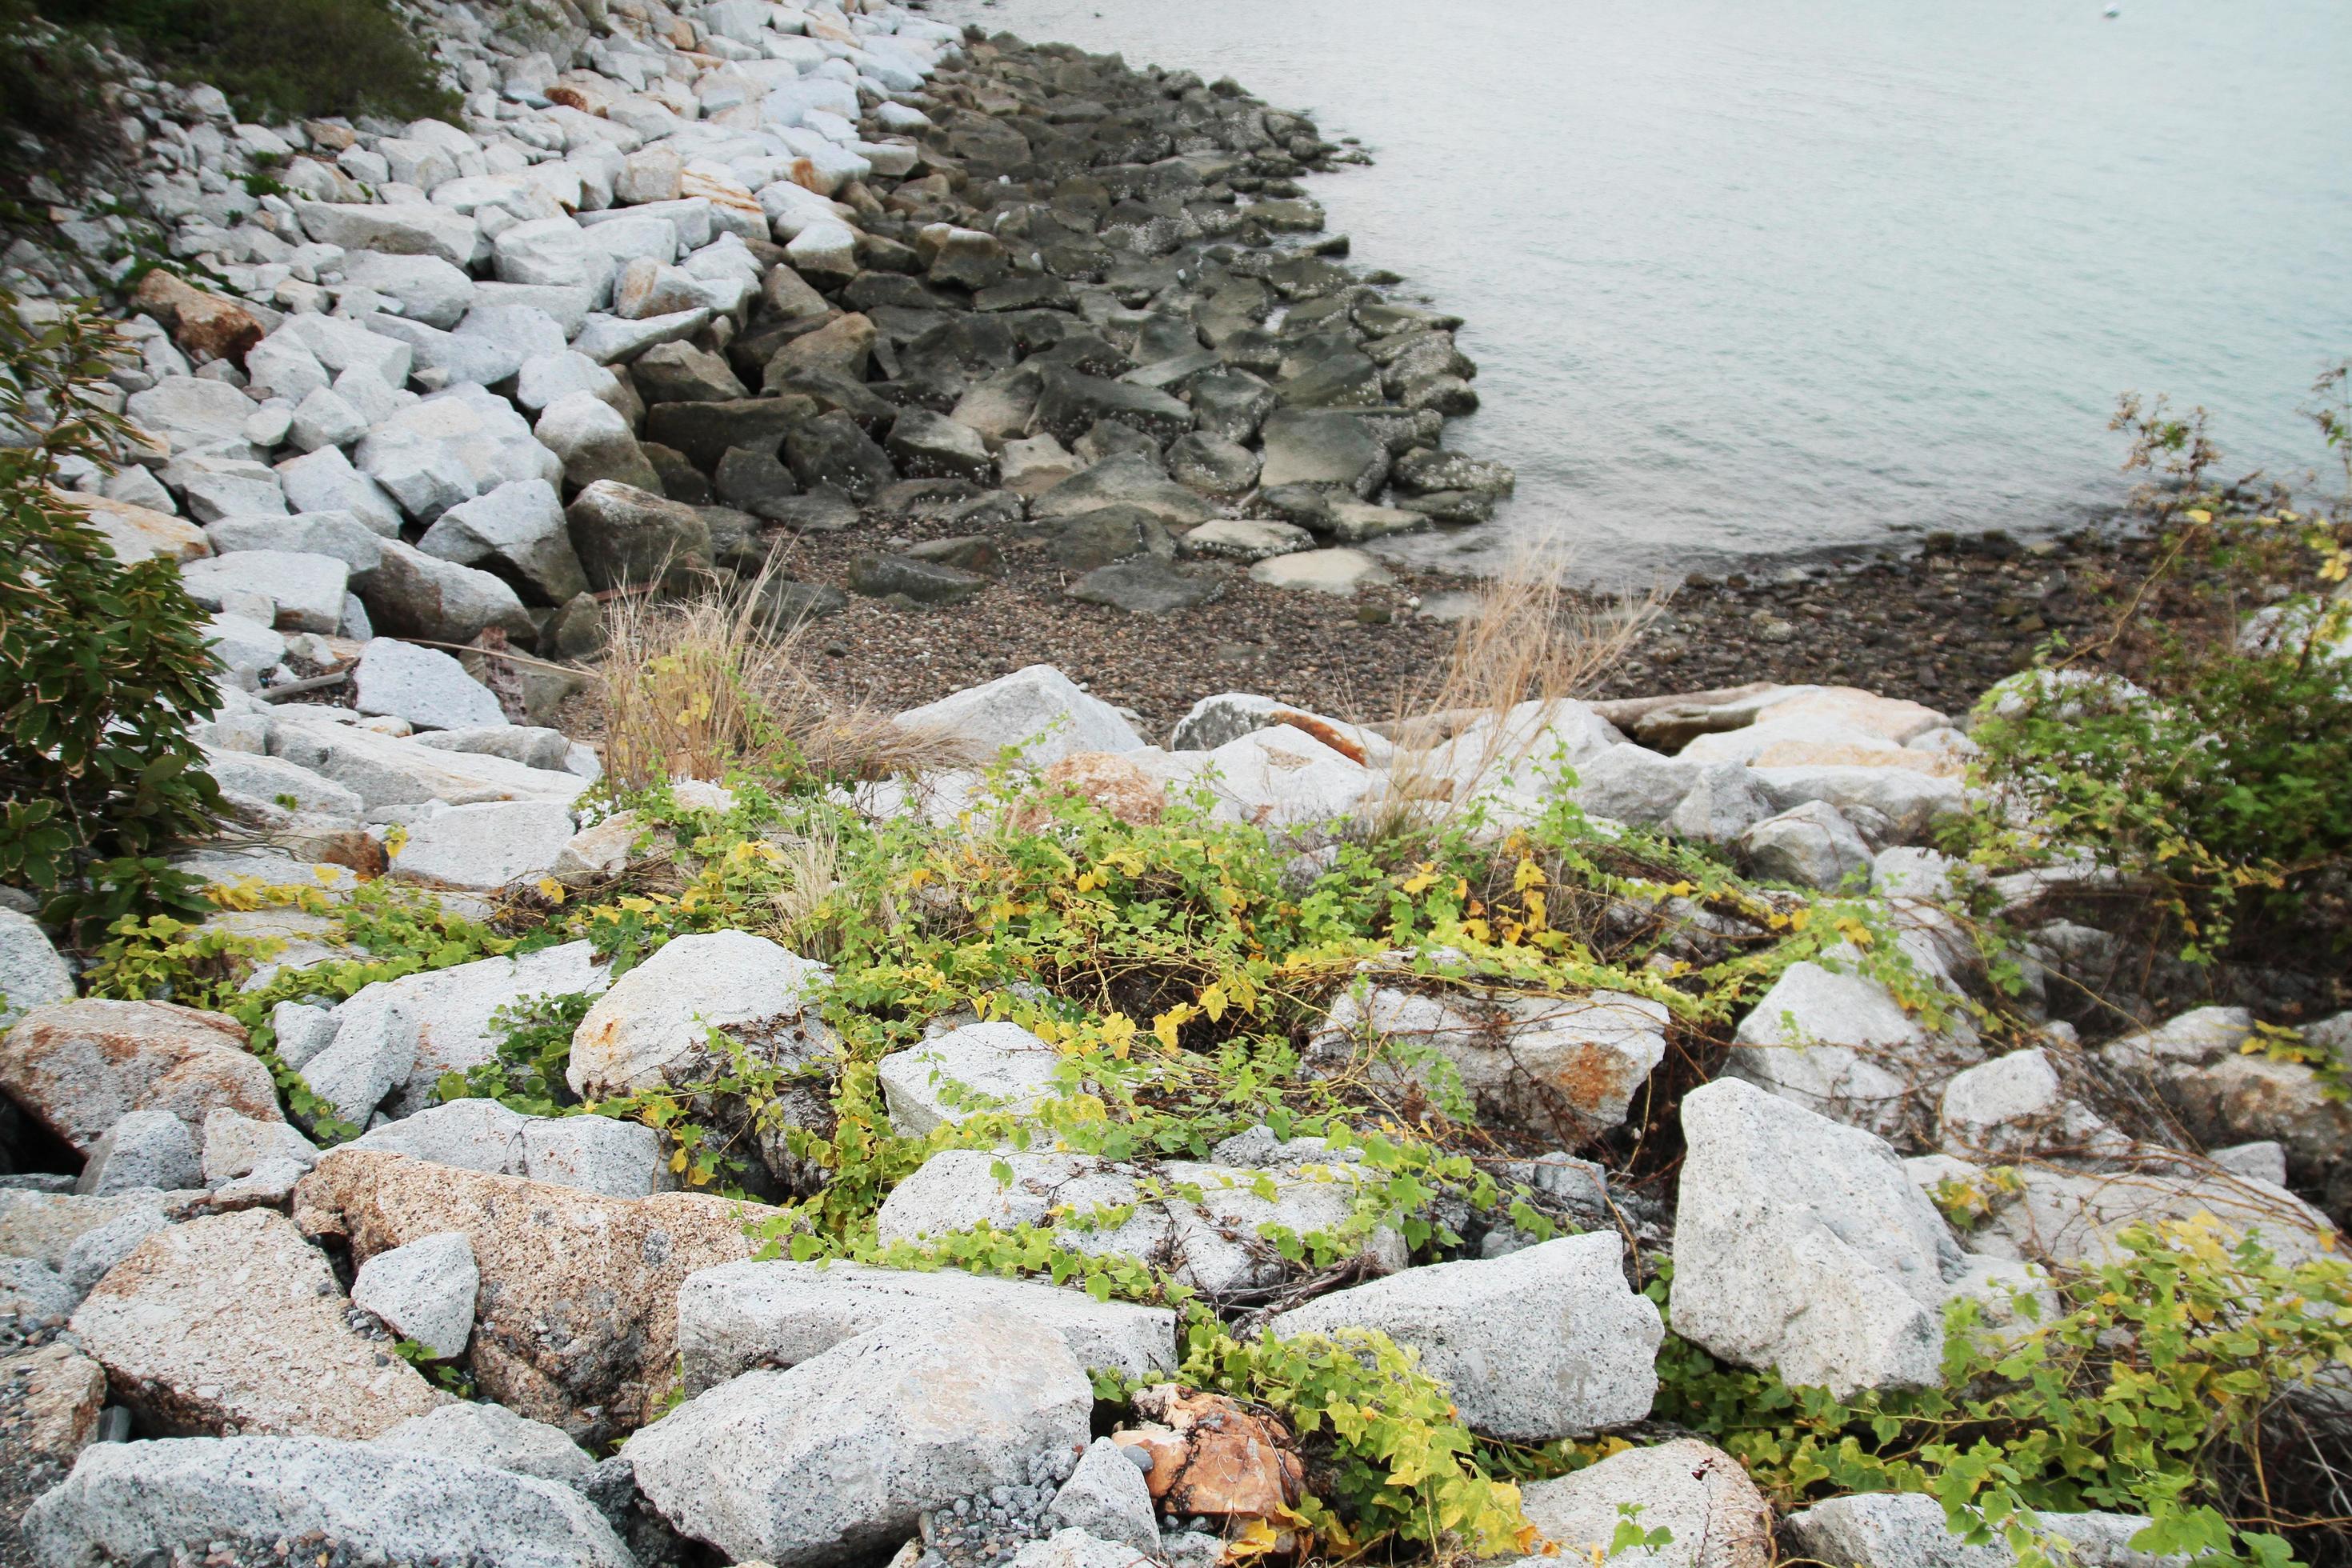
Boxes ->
[1502,1438,1775,1568]
[22,1437,630,1568]
[894,664,1146,769]
[1785,1493,2178,1568]
[877,1021,1066,1135]
[1046,1439,1161,1554]
[518,1114,674,1198]
[74,1108,201,1196]
[200,1108,321,1185]
[346,1098,530,1175]
[352,1230,478,1358]
[1566,744,1698,826]
[535,390,657,490]
[355,384,562,522]
[339,252,478,330]
[181,549,349,633]
[1267,1234,1661,1440]
[0,909,74,1030]
[288,386,371,452]
[370,1400,596,1486]
[677,1258,1179,1394]
[276,444,403,535]
[1739,800,1873,890]
[354,638,508,732]
[388,800,579,891]
[1248,546,1390,595]
[1670,1078,1967,1397]
[1726,960,1975,1138]
[625,1310,1093,1566]
[294,202,478,266]
[567,930,834,1100]
[267,714,588,810]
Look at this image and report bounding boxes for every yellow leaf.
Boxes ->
[1152,1004,1194,1050]
[1099,1013,1138,1059]
[1513,856,1547,893]
[2186,508,2212,523]
[1199,983,1227,1022]
[536,878,566,905]
[1400,862,1438,895]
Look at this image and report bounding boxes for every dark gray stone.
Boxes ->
[846,554,988,605]
[631,341,748,405]
[714,443,803,517]
[565,481,714,594]
[1029,453,1211,528]
[885,409,995,482]
[785,411,897,502]
[1043,505,1175,572]
[1165,433,1260,497]
[1066,557,1222,614]
[1187,369,1278,443]
[1034,369,1193,446]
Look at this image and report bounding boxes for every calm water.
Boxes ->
[938,0,2352,582]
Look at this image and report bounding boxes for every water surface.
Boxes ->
[938,0,2352,582]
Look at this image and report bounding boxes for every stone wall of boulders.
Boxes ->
[2,1,2350,1565]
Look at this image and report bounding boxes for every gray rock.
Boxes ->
[518,1114,673,1199]
[785,410,897,502]
[294,201,477,264]
[22,1437,630,1567]
[1028,452,1210,529]
[126,377,261,454]
[1725,958,1979,1138]
[566,479,713,593]
[346,1099,530,1177]
[59,1206,170,1299]
[573,307,715,366]
[202,610,288,691]
[339,253,477,330]
[1066,557,1220,615]
[390,800,578,894]
[1670,1078,1967,1397]
[352,1230,478,1359]
[419,478,589,606]
[894,665,1146,768]
[181,550,350,633]
[675,1258,1179,1394]
[1784,1493,2178,1568]
[1047,1439,1161,1554]
[356,385,562,524]
[1566,745,1698,826]
[624,1310,1093,1566]
[878,1022,1066,1136]
[275,444,402,535]
[204,510,385,572]
[1502,1439,1773,1568]
[1666,763,1776,843]
[414,725,573,771]
[515,350,626,418]
[370,1400,598,1488]
[847,553,989,605]
[632,339,747,404]
[354,638,507,732]
[1043,505,1174,572]
[1266,1234,1660,1440]
[266,712,587,812]
[1740,801,1874,890]
[1178,518,1314,563]
[1034,369,1192,446]
[200,1107,321,1185]
[354,538,534,645]
[1247,546,1390,596]
[536,390,661,492]
[1256,408,1387,494]
[74,1108,202,1197]
[0,910,73,1030]
[567,929,832,1100]
[0,1255,75,1322]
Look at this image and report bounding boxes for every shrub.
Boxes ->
[30,0,455,124]
[1959,370,2352,963]
[0,290,222,938]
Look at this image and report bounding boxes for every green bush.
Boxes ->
[0,290,222,938]
[32,0,455,124]
[1959,372,2352,963]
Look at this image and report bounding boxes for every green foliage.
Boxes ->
[437,990,596,1118]
[1646,1224,2352,1568]
[0,290,222,939]
[1958,375,2352,962]
[33,0,455,122]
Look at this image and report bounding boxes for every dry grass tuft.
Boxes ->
[1377,544,1670,822]
[597,559,978,794]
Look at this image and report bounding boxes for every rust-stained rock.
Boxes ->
[70,1208,448,1439]
[0,1000,280,1155]
[294,1149,778,1442]
[3,1343,108,1458]
[132,270,264,366]
[1026,751,1166,829]
[1111,1386,1303,1522]
[51,490,212,565]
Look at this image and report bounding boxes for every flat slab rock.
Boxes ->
[70,1208,450,1440]
[22,1436,631,1568]
[676,1258,1180,1394]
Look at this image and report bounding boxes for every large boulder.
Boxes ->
[1725,959,1982,1139]
[369,1399,597,1487]
[22,1437,631,1568]
[389,800,579,894]
[1307,984,1666,1141]
[1502,1439,1774,1568]
[418,479,589,606]
[675,1258,1180,1394]
[70,1208,449,1438]
[0,910,74,1030]
[566,930,832,1101]
[0,1001,278,1156]
[355,385,561,523]
[1670,1078,1973,1397]
[1266,1234,1660,1440]
[894,665,1146,768]
[352,538,535,645]
[1916,1152,2339,1271]
[625,1310,1094,1566]
[565,479,714,593]
[294,1149,777,1440]
[353,637,507,732]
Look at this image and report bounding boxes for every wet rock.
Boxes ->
[1267,1234,1660,1440]
[0,1000,277,1156]
[566,479,714,593]
[626,1310,1093,1566]
[71,1208,449,1438]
